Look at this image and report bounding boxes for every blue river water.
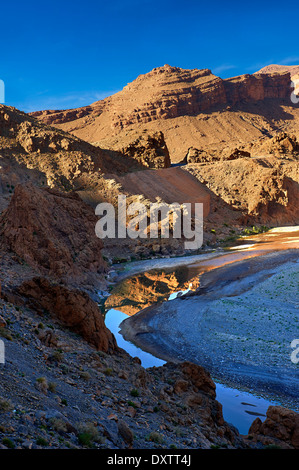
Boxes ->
[105,307,280,435]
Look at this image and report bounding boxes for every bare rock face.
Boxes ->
[17,277,118,353]
[249,132,299,156]
[179,362,216,399]
[185,146,251,164]
[248,406,299,449]
[256,64,299,78]
[0,104,163,205]
[29,66,293,166]
[187,156,299,225]
[185,147,218,164]
[29,65,296,165]
[30,67,226,128]
[112,131,171,169]
[223,72,290,104]
[0,183,106,288]
[221,147,251,160]
[155,361,243,447]
[31,66,291,130]
[0,108,11,133]
[17,120,76,154]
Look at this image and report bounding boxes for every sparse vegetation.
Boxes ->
[0,327,13,341]
[0,397,13,412]
[146,431,164,444]
[36,437,48,447]
[35,377,48,394]
[2,438,15,448]
[77,422,104,448]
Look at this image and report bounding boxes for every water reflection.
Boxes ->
[105,266,200,315]
[104,227,298,434]
[105,306,280,434]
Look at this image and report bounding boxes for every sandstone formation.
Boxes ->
[0,182,119,354]
[16,277,117,353]
[256,64,299,98]
[0,183,106,288]
[256,64,299,77]
[247,131,299,157]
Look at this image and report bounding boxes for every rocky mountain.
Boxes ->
[256,64,299,78]
[0,104,170,211]
[256,64,299,97]
[0,64,298,450]
[0,183,107,289]
[30,65,299,163]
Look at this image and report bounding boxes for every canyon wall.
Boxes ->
[30,66,292,130]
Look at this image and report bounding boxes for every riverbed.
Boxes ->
[104,227,299,434]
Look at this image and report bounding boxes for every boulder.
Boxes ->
[248,405,299,449]
[114,131,171,169]
[17,277,118,353]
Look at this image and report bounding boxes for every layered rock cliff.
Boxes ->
[31,65,291,129]
[29,65,297,163]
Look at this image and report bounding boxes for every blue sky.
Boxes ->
[1,0,299,112]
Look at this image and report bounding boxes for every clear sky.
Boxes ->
[1,0,299,112]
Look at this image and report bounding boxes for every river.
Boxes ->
[104,227,299,435]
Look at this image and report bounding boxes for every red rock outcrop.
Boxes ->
[152,361,243,446]
[17,277,118,353]
[108,131,171,169]
[0,183,106,288]
[30,66,226,128]
[256,64,299,78]
[185,146,251,164]
[248,132,299,156]
[224,72,290,104]
[248,405,299,449]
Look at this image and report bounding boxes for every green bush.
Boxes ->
[36,437,48,447]
[0,397,13,412]
[147,431,164,444]
[2,438,15,448]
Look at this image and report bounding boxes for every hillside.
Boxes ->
[29,65,299,163]
[0,104,171,212]
[0,64,298,451]
[256,64,299,77]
